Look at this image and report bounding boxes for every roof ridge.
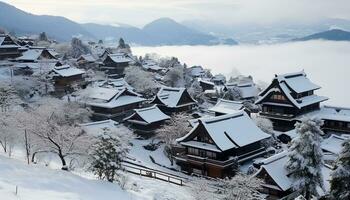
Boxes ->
[202,111,244,124]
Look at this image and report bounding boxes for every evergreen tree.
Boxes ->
[285,118,324,199]
[89,128,130,182]
[38,32,48,41]
[330,139,350,199]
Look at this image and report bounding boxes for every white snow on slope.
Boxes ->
[0,155,133,200]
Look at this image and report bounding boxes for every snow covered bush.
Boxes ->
[219,173,263,200]
[164,65,185,87]
[67,38,91,58]
[221,87,242,101]
[89,128,131,183]
[156,113,192,165]
[330,139,350,199]
[188,79,204,104]
[285,118,324,199]
[124,65,158,98]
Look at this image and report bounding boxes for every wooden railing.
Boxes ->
[121,163,185,186]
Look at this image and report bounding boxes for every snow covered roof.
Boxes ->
[85,87,145,109]
[107,53,131,63]
[154,86,196,108]
[80,119,119,137]
[256,80,328,109]
[296,105,350,122]
[276,71,321,94]
[255,151,292,191]
[52,65,85,77]
[125,105,170,125]
[78,54,96,62]
[208,99,244,115]
[189,66,205,77]
[17,49,56,61]
[97,78,134,91]
[256,151,333,193]
[178,111,270,152]
[321,134,346,155]
[199,79,215,86]
[225,82,259,99]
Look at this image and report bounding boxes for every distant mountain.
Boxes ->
[0,1,92,41]
[83,18,238,46]
[0,2,237,45]
[293,29,350,42]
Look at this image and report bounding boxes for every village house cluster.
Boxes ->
[1,32,350,200]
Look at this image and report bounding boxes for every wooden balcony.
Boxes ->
[260,111,295,120]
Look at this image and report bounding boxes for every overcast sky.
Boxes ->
[2,0,350,27]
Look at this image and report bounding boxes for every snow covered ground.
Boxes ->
[0,152,193,200]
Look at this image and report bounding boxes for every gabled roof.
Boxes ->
[178,111,270,152]
[17,49,57,61]
[84,87,145,109]
[106,53,131,63]
[125,105,170,125]
[153,86,196,108]
[321,134,346,155]
[199,78,215,86]
[52,65,85,77]
[0,35,18,46]
[256,73,328,109]
[78,54,96,62]
[97,78,134,91]
[208,99,244,115]
[255,151,292,191]
[225,82,259,99]
[276,71,321,94]
[189,66,205,77]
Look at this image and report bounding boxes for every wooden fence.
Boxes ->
[121,163,185,186]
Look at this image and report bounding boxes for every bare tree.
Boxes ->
[156,113,192,165]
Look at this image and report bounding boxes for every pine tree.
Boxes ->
[330,139,350,199]
[285,118,324,199]
[89,128,130,182]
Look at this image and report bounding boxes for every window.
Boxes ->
[347,123,350,129]
[271,94,286,101]
[188,147,199,155]
[207,151,217,159]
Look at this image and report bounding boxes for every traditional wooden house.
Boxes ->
[77,54,97,65]
[0,34,21,59]
[142,60,164,72]
[254,151,332,199]
[188,66,205,78]
[208,99,249,116]
[151,86,197,114]
[199,79,215,91]
[174,112,270,178]
[298,105,350,135]
[255,71,329,131]
[96,78,134,91]
[224,82,259,100]
[211,74,226,85]
[17,48,57,63]
[124,105,170,135]
[101,53,131,78]
[50,65,85,92]
[83,87,146,121]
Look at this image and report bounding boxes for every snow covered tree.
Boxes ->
[0,82,21,112]
[117,38,131,54]
[25,98,93,170]
[219,173,263,200]
[253,117,274,135]
[89,128,130,182]
[124,66,158,98]
[156,113,192,165]
[164,66,185,87]
[38,32,48,41]
[285,118,325,199]
[0,112,19,156]
[222,87,242,101]
[188,80,204,103]
[330,139,350,199]
[68,38,91,58]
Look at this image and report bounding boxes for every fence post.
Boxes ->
[15,185,18,195]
